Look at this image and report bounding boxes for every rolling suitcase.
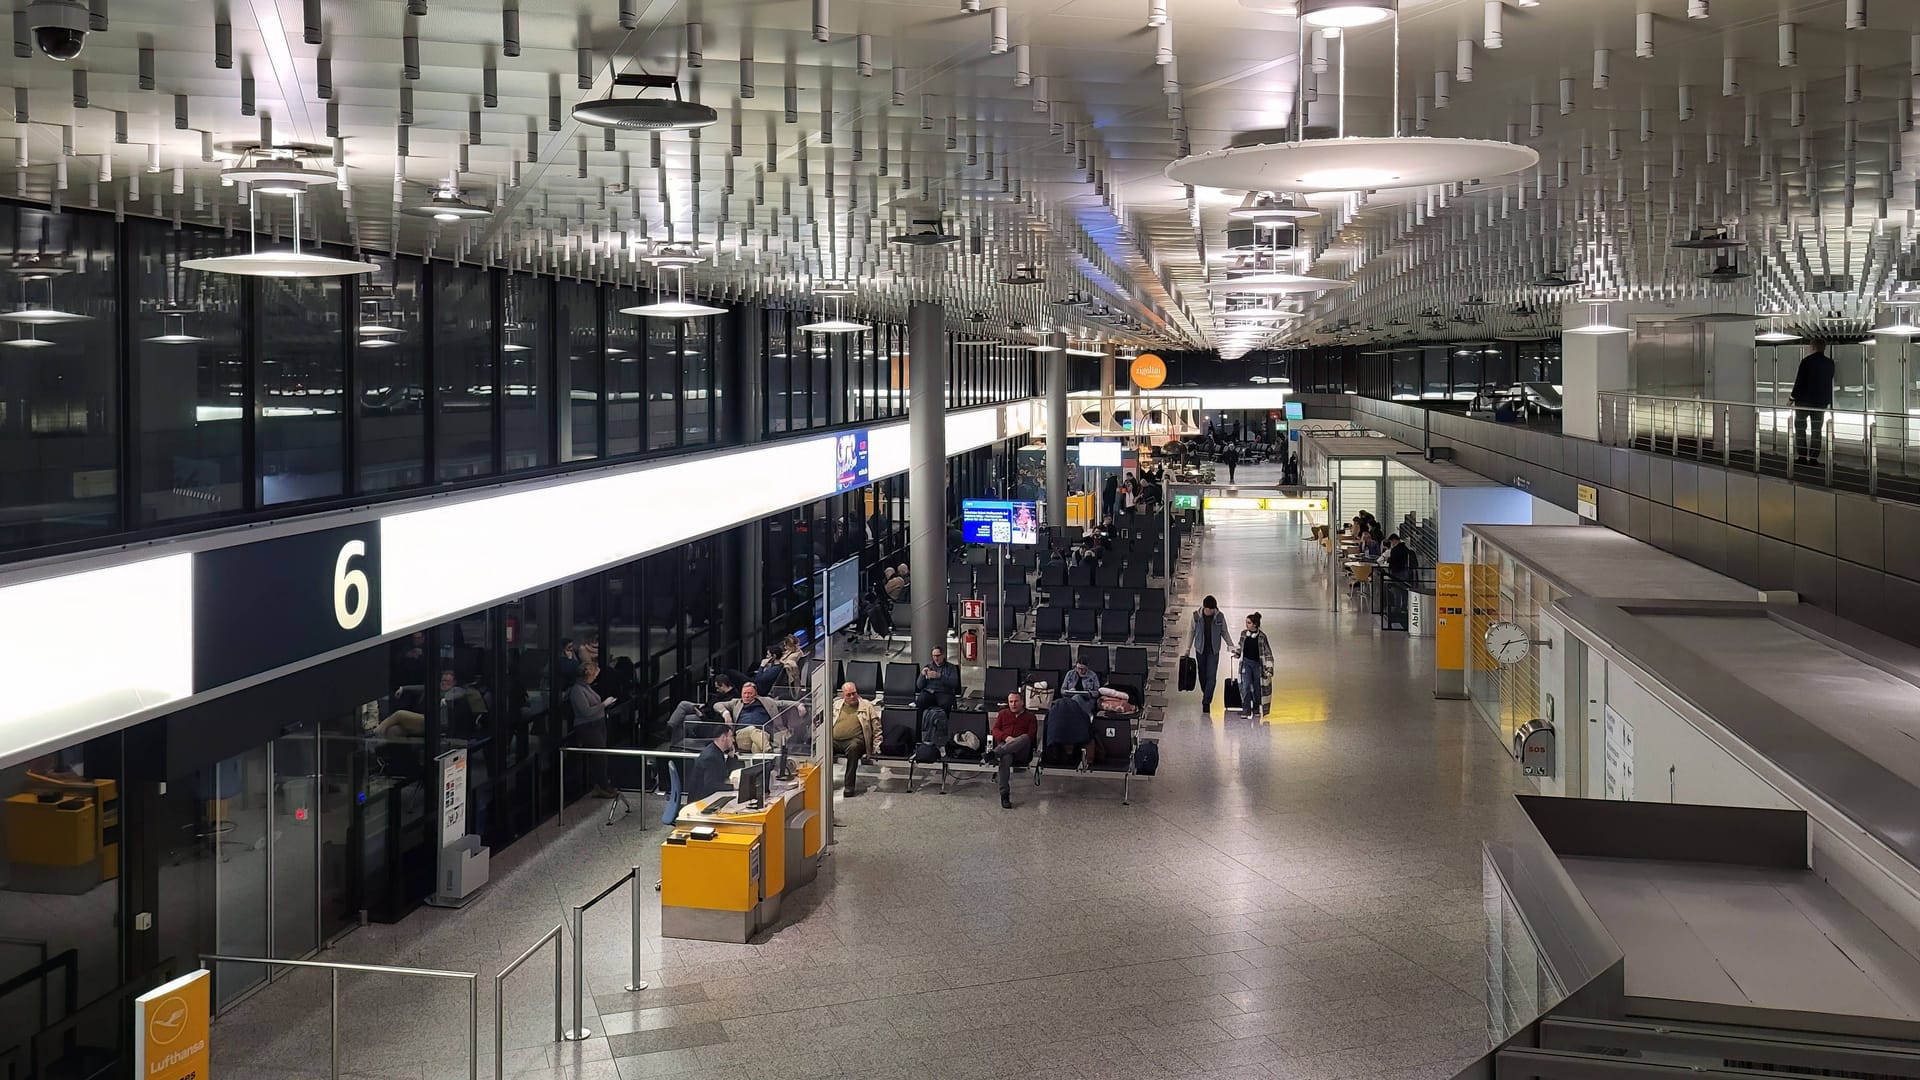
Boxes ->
[1223,677,1242,710]
[1178,655,1197,692]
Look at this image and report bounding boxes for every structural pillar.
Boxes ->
[1045,332,1070,530]
[908,301,948,660]
[1560,313,1630,441]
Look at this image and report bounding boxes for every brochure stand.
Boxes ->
[427,747,490,907]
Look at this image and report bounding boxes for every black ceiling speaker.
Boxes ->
[572,73,717,131]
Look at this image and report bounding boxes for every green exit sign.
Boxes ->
[1172,494,1199,510]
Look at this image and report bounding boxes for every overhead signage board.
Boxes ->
[1200,496,1328,512]
[191,523,382,693]
[135,970,210,1080]
[1284,401,1304,421]
[1077,440,1123,468]
[961,499,1040,544]
[834,429,870,493]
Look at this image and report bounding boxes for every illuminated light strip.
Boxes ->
[0,555,194,767]
[1202,496,1328,511]
[0,405,1011,769]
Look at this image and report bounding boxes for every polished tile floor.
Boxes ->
[211,478,1531,1080]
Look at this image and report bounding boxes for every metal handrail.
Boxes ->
[557,746,785,829]
[562,867,646,1041]
[201,954,478,1080]
[492,925,563,1080]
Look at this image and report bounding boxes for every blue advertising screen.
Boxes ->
[961,499,1040,545]
[834,429,869,493]
[1284,401,1304,421]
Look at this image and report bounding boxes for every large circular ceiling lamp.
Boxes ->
[1167,0,1534,195]
[1206,273,1349,295]
[621,264,726,319]
[0,274,90,324]
[799,297,870,335]
[145,307,206,344]
[402,179,492,222]
[1299,0,1394,29]
[1227,194,1320,223]
[1169,137,1537,194]
[572,73,717,131]
[1564,296,1627,336]
[182,189,375,278]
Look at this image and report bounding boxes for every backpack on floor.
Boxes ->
[913,707,948,763]
[1134,739,1160,776]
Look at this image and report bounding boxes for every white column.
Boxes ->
[1561,325,1631,441]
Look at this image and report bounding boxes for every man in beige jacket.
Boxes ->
[830,681,881,796]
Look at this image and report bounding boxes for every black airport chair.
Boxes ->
[983,665,1022,703]
[1038,561,1067,588]
[1122,564,1150,589]
[882,662,919,702]
[843,659,881,698]
[1076,644,1111,675]
[1068,561,1096,587]
[1000,639,1035,676]
[1036,642,1073,678]
[1066,608,1098,641]
[1132,613,1166,645]
[1113,646,1150,680]
[1034,606,1066,640]
[878,706,921,757]
[1098,610,1132,644]
[1002,582,1033,611]
[1095,563,1123,587]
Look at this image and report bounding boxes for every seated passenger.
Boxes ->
[984,692,1037,809]
[913,647,960,714]
[883,566,907,602]
[683,727,737,808]
[656,670,746,794]
[1060,659,1101,704]
[735,682,772,729]
[829,682,880,797]
[1358,533,1382,561]
[750,648,785,697]
[1042,694,1093,770]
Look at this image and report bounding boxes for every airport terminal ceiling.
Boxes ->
[2,0,1916,353]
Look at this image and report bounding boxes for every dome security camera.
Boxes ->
[28,0,90,61]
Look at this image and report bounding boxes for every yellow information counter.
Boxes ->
[659,763,824,943]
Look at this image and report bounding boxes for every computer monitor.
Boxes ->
[737,759,769,809]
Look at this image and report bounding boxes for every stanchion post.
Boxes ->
[564,905,590,1040]
[552,933,564,1044]
[556,749,565,828]
[467,977,479,1080]
[626,866,647,992]
[329,968,340,1080]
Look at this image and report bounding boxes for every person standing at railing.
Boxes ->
[1790,342,1835,468]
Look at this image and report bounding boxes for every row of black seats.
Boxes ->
[1001,640,1151,680]
[1033,606,1166,644]
[1038,586,1166,616]
[1037,560,1158,589]
[873,704,1137,776]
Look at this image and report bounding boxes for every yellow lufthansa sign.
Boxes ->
[136,970,210,1080]
[1129,353,1167,389]
[1434,563,1467,673]
[1201,496,1327,512]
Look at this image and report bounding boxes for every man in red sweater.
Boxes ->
[985,692,1038,809]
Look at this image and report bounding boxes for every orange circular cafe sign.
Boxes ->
[1130,353,1167,389]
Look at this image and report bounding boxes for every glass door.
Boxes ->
[270,723,320,962]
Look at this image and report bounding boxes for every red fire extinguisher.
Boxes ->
[962,628,979,662]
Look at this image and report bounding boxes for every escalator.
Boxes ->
[1476,1004,1920,1079]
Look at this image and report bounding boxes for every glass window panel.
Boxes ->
[501,273,551,472]
[646,313,678,451]
[766,310,790,433]
[682,317,711,445]
[258,275,346,505]
[710,309,731,443]
[130,218,239,526]
[355,256,427,492]
[808,328,830,428]
[607,288,642,455]
[7,208,121,546]
[433,265,495,480]
[556,280,601,461]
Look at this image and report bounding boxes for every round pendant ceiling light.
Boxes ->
[1205,273,1351,295]
[573,74,718,131]
[1167,137,1538,193]
[3,326,54,348]
[621,265,725,320]
[145,312,206,344]
[0,306,91,324]
[402,186,492,222]
[1299,0,1396,29]
[1754,329,1802,343]
[182,189,376,278]
[642,242,704,269]
[182,250,378,278]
